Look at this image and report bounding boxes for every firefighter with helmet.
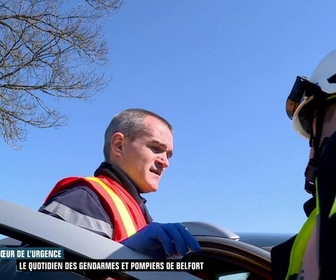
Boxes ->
[271,49,336,280]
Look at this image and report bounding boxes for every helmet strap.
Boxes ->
[304,158,317,194]
[305,96,328,194]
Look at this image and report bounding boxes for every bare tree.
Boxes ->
[0,0,122,149]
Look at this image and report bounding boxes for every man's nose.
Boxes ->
[157,153,169,168]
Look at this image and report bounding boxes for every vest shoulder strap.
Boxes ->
[44,176,147,241]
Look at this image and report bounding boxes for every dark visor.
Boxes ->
[286,76,320,119]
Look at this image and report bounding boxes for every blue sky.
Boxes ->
[2,0,336,234]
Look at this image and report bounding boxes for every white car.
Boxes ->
[0,200,292,280]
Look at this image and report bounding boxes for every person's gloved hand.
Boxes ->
[121,222,200,258]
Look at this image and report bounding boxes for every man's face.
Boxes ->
[116,116,173,193]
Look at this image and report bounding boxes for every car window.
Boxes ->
[219,272,263,280]
[183,236,271,280]
[219,272,249,280]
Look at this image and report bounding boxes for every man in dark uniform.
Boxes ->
[40,108,200,257]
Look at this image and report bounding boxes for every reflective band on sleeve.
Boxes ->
[42,200,113,238]
[86,177,137,237]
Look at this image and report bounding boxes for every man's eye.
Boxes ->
[151,146,162,153]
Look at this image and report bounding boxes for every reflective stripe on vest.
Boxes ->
[44,176,148,242]
[285,208,318,280]
[286,176,336,279]
[285,178,322,279]
[328,195,336,218]
[85,177,137,237]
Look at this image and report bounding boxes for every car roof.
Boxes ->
[0,199,199,280]
[0,199,292,279]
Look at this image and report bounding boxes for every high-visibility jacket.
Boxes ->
[284,208,318,280]
[285,182,336,280]
[44,176,148,242]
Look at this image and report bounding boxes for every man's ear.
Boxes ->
[110,132,125,157]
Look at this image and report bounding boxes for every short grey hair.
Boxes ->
[103,108,173,161]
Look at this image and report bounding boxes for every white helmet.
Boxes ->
[286,49,336,139]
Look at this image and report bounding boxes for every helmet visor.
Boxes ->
[286,76,321,119]
[292,96,315,138]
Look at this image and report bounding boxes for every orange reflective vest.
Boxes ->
[44,176,148,242]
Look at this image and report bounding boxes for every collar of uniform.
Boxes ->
[94,162,153,222]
